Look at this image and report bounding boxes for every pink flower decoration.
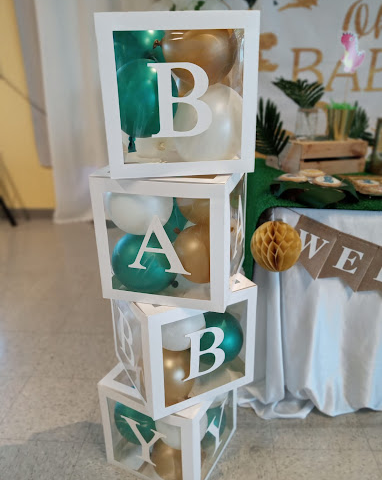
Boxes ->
[341,32,365,73]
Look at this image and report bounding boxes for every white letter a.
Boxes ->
[129,216,190,276]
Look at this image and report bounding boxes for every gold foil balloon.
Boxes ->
[163,348,194,406]
[176,198,210,225]
[250,221,302,272]
[174,225,210,284]
[152,440,182,480]
[152,439,206,480]
[159,30,238,86]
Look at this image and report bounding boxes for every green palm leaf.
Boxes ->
[256,98,290,157]
[349,102,374,146]
[273,78,325,109]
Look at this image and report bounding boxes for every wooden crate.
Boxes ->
[266,138,368,174]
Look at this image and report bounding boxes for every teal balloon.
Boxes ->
[113,30,165,70]
[164,199,188,243]
[112,233,176,294]
[200,312,244,366]
[201,407,227,449]
[117,59,178,138]
[114,402,156,445]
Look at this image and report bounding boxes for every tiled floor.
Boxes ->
[0,218,381,480]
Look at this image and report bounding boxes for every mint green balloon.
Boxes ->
[200,312,244,365]
[113,30,165,70]
[112,233,176,294]
[117,59,178,138]
[114,402,156,445]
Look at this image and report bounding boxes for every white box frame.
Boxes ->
[99,364,237,480]
[89,167,247,313]
[110,274,257,419]
[94,10,260,179]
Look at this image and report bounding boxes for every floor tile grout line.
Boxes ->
[370,449,382,476]
[0,376,31,430]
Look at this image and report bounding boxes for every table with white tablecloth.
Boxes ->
[240,207,382,419]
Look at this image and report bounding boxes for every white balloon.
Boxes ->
[135,137,179,162]
[119,443,146,470]
[156,413,209,450]
[174,84,242,162]
[155,421,181,450]
[105,193,173,235]
[162,314,206,351]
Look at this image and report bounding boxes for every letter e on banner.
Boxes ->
[319,233,378,291]
[150,62,212,138]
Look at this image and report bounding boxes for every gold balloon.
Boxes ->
[250,221,302,272]
[152,440,182,480]
[176,198,210,225]
[160,30,238,86]
[174,225,210,284]
[152,439,207,480]
[163,348,194,406]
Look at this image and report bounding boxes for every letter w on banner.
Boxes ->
[295,215,337,279]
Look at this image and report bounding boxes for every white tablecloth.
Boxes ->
[240,207,382,419]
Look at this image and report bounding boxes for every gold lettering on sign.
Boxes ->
[279,0,318,12]
[365,48,382,91]
[259,33,278,72]
[343,0,382,39]
[326,60,361,92]
[292,48,323,83]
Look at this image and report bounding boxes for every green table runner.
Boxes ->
[243,158,382,279]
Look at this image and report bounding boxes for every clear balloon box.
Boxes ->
[89,168,247,313]
[94,11,260,179]
[98,363,237,480]
[108,274,256,419]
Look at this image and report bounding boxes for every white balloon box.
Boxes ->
[98,364,237,480]
[89,168,247,313]
[94,10,260,179]
[109,274,256,419]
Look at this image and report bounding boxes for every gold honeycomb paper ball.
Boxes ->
[250,221,302,272]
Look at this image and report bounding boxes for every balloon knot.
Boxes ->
[128,137,136,153]
[153,39,161,49]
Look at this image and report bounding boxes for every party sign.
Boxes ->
[98,365,236,480]
[89,166,246,312]
[296,215,382,293]
[94,11,260,179]
[110,274,256,420]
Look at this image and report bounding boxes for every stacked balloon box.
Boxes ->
[89,170,247,312]
[110,273,257,419]
[91,9,260,480]
[99,365,237,480]
[94,11,260,179]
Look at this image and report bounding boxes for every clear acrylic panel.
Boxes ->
[161,302,246,406]
[201,390,234,479]
[229,176,245,287]
[113,301,146,401]
[113,29,244,165]
[107,398,183,479]
[105,192,211,300]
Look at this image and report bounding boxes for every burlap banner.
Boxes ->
[295,215,382,293]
